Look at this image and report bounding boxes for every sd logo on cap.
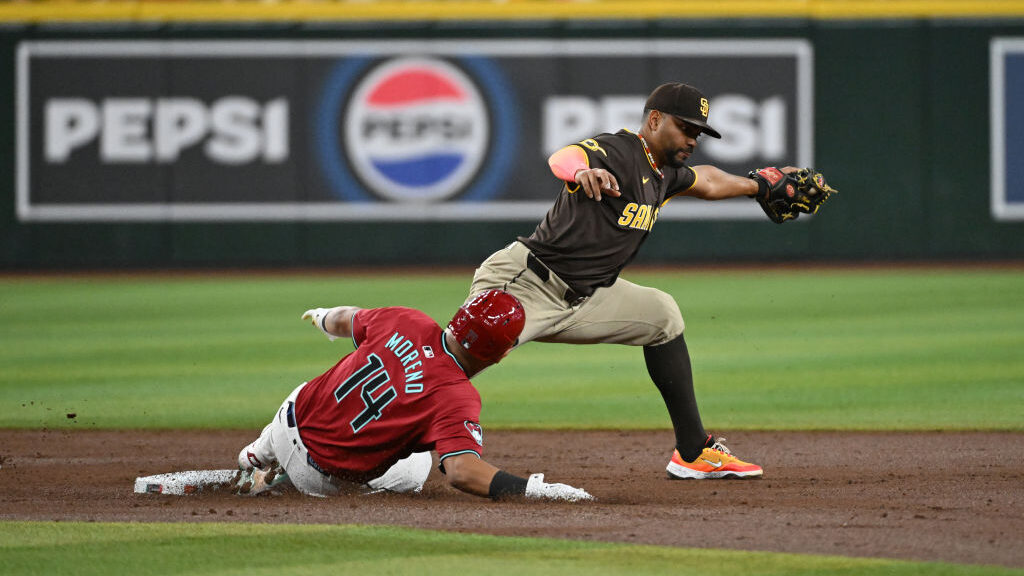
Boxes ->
[644,82,722,139]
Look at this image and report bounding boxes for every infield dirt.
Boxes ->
[0,429,1021,568]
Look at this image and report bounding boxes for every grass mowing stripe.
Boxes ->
[1,270,1021,430]
[0,522,1019,576]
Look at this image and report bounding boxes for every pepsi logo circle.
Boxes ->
[344,57,490,202]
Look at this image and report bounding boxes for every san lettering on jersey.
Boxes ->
[520,130,696,292]
[580,133,664,233]
[617,202,659,231]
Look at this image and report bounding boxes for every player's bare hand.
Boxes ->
[575,168,620,202]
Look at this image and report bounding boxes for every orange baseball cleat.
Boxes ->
[666,435,763,479]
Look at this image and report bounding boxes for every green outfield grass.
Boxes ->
[2,521,1019,576]
[2,268,1022,576]
[1,268,1021,430]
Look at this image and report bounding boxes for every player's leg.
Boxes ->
[233,414,291,495]
[541,279,707,451]
[537,278,684,346]
[235,384,345,497]
[544,278,761,479]
[238,422,275,471]
[643,331,709,460]
[266,384,355,497]
[467,241,577,345]
[235,400,291,495]
[364,452,433,494]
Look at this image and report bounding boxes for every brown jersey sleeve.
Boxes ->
[663,165,698,202]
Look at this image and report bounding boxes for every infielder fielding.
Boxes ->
[234,289,592,502]
[467,82,836,479]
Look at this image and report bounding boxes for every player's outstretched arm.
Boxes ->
[301,306,361,341]
[442,452,500,497]
[442,453,593,502]
[684,165,797,201]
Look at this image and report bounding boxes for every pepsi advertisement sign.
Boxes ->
[317,54,517,206]
[17,40,811,222]
[342,57,491,201]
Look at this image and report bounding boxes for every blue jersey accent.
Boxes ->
[441,331,468,376]
[439,449,481,462]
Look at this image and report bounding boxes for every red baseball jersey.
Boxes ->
[294,307,484,483]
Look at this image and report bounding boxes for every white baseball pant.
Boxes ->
[241,382,431,497]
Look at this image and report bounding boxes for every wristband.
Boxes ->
[747,172,768,198]
[488,470,528,500]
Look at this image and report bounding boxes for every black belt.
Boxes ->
[286,401,297,428]
[525,252,588,306]
[286,401,330,477]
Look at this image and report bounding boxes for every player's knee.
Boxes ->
[648,290,685,345]
[369,452,432,494]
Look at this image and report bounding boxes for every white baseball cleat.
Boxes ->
[237,424,275,471]
[237,445,264,471]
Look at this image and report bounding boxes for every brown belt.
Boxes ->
[525,252,587,306]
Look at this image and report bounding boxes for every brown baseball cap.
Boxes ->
[645,82,722,139]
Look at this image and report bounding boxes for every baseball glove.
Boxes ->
[749,167,838,224]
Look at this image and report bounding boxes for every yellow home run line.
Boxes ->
[2,0,1024,23]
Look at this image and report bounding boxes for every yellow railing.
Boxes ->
[2,0,1024,22]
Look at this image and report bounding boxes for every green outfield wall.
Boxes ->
[2,5,1024,267]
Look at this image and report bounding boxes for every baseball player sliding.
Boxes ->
[233,289,592,502]
[467,82,835,479]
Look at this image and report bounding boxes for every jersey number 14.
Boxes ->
[334,354,397,433]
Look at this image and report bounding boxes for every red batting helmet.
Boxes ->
[448,289,525,363]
